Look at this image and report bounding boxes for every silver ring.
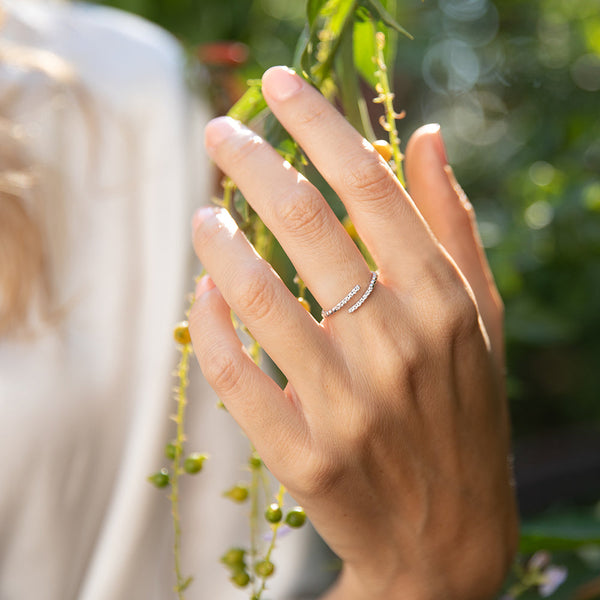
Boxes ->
[348,271,378,314]
[321,271,378,318]
[321,283,360,318]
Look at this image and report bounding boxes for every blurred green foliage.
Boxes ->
[96,0,600,436]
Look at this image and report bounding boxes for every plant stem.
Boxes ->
[255,484,287,599]
[374,31,405,187]
[171,342,193,598]
[249,449,260,587]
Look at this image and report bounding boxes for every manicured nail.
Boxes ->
[195,274,215,299]
[192,206,216,232]
[204,116,241,151]
[262,66,303,102]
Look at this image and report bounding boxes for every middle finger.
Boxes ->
[204,116,373,318]
[261,66,448,288]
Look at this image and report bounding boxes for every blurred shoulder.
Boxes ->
[1,1,186,92]
[69,1,185,73]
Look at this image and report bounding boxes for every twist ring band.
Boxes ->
[348,271,378,314]
[321,271,378,318]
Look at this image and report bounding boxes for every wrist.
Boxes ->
[321,536,516,600]
[322,565,437,600]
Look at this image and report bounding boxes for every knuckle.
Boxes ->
[235,268,278,322]
[295,452,343,498]
[438,286,481,340]
[412,257,481,340]
[343,408,384,450]
[373,330,424,386]
[399,334,426,375]
[201,348,244,396]
[358,311,425,387]
[341,155,398,204]
[275,187,329,242]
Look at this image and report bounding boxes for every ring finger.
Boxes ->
[192,206,330,386]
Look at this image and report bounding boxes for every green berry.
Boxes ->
[230,570,250,587]
[184,453,207,474]
[223,483,249,503]
[265,502,282,523]
[173,321,191,345]
[248,453,262,469]
[164,442,177,461]
[221,548,246,568]
[255,559,275,578]
[147,468,170,488]
[285,507,306,528]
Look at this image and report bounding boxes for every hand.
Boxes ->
[189,66,518,600]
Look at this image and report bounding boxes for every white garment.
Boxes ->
[0,2,323,598]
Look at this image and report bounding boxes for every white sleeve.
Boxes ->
[0,2,321,599]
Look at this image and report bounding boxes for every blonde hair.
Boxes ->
[0,120,46,334]
[0,33,86,336]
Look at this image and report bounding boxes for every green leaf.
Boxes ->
[227,85,267,123]
[362,0,413,39]
[307,0,328,24]
[379,0,398,74]
[293,25,311,73]
[335,18,374,138]
[354,1,406,88]
[301,0,358,86]
[519,514,600,553]
[353,16,379,88]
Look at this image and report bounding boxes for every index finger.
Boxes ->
[261,66,444,285]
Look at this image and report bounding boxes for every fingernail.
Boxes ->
[443,164,470,208]
[205,116,241,151]
[192,206,216,232]
[195,274,216,299]
[262,66,303,102]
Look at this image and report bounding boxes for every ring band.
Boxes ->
[321,271,378,318]
[348,271,378,314]
[321,283,360,318]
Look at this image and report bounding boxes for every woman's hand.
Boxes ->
[189,66,518,600]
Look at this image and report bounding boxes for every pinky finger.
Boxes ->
[188,275,307,468]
